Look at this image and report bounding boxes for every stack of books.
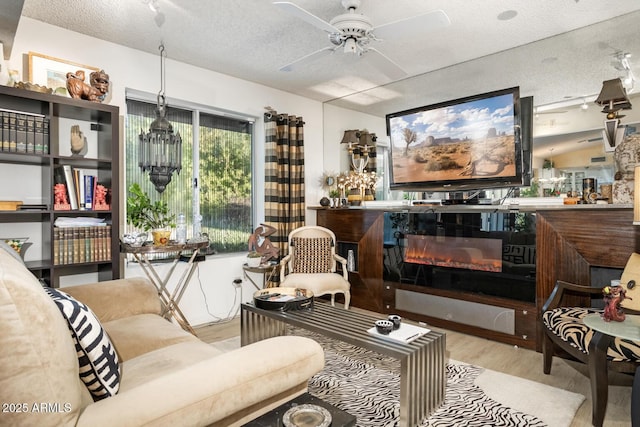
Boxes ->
[0,109,50,154]
[53,225,112,265]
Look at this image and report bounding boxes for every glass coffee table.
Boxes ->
[241,300,446,427]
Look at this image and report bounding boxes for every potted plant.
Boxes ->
[247,251,262,267]
[126,183,176,245]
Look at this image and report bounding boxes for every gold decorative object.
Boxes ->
[14,81,53,94]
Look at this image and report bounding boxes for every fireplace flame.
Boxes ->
[404,235,502,272]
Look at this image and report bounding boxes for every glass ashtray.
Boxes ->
[282,404,331,427]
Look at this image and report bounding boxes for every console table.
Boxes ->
[241,301,446,427]
[121,240,209,334]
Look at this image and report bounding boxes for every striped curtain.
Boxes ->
[264,111,305,256]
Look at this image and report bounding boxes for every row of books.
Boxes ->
[0,109,50,154]
[53,226,112,265]
[54,165,110,211]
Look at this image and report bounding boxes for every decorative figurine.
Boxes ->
[66,69,109,102]
[247,223,279,263]
[602,285,631,322]
[94,184,110,210]
[70,124,87,156]
[54,183,69,206]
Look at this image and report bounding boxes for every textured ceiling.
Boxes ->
[17,0,640,118]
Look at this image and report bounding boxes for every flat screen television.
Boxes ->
[386,87,530,193]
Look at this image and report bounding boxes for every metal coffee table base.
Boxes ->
[241,302,446,427]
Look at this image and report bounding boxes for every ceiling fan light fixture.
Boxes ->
[344,38,357,54]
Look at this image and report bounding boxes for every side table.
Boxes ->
[242,263,277,290]
[121,240,209,335]
[243,392,356,426]
[583,313,640,427]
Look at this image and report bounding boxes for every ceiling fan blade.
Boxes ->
[373,9,450,40]
[273,2,339,33]
[364,48,408,80]
[279,46,337,72]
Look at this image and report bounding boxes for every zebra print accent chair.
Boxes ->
[542,279,640,427]
[279,226,351,309]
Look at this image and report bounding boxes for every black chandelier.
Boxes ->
[138,44,182,193]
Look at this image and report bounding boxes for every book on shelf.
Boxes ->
[25,115,35,153]
[15,113,26,153]
[62,165,79,210]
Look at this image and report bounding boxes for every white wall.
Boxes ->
[8,17,327,326]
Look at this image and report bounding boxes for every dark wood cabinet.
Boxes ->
[0,85,120,287]
[317,208,385,313]
[316,205,638,350]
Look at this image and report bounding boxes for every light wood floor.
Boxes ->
[194,308,633,427]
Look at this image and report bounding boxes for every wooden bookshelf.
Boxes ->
[0,85,120,287]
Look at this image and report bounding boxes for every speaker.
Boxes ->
[520,96,534,186]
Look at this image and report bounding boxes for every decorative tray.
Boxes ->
[367,322,431,344]
[253,287,314,311]
[282,403,331,427]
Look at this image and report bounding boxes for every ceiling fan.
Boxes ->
[274,0,451,79]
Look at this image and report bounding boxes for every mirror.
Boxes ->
[323,11,640,197]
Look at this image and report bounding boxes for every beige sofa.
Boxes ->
[0,247,324,426]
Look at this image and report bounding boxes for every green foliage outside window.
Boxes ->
[125,99,253,253]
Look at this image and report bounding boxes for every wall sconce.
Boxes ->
[340,129,377,174]
[594,78,632,150]
[139,44,182,193]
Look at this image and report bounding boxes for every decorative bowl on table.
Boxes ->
[2,237,31,259]
[122,232,148,247]
[388,314,402,330]
[375,319,394,335]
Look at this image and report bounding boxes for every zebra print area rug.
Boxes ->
[294,328,583,427]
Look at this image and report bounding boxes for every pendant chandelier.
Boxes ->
[139,43,182,193]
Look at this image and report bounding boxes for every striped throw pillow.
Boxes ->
[291,237,333,273]
[45,288,120,401]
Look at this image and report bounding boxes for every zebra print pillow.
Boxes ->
[45,288,120,401]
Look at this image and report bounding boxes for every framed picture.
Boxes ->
[27,52,100,96]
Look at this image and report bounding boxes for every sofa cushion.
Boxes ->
[103,313,200,361]
[0,249,83,427]
[45,288,120,401]
[542,306,640,362]
[291,237,332,273]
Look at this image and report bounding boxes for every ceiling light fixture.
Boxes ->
[581,98,589,110]
[138,44,182,194]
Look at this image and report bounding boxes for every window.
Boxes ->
[125,95,254,253]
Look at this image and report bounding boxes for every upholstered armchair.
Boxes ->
[279,226,351,309]
[542,253,640,426]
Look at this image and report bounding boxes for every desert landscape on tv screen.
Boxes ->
[389,94,516,184]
